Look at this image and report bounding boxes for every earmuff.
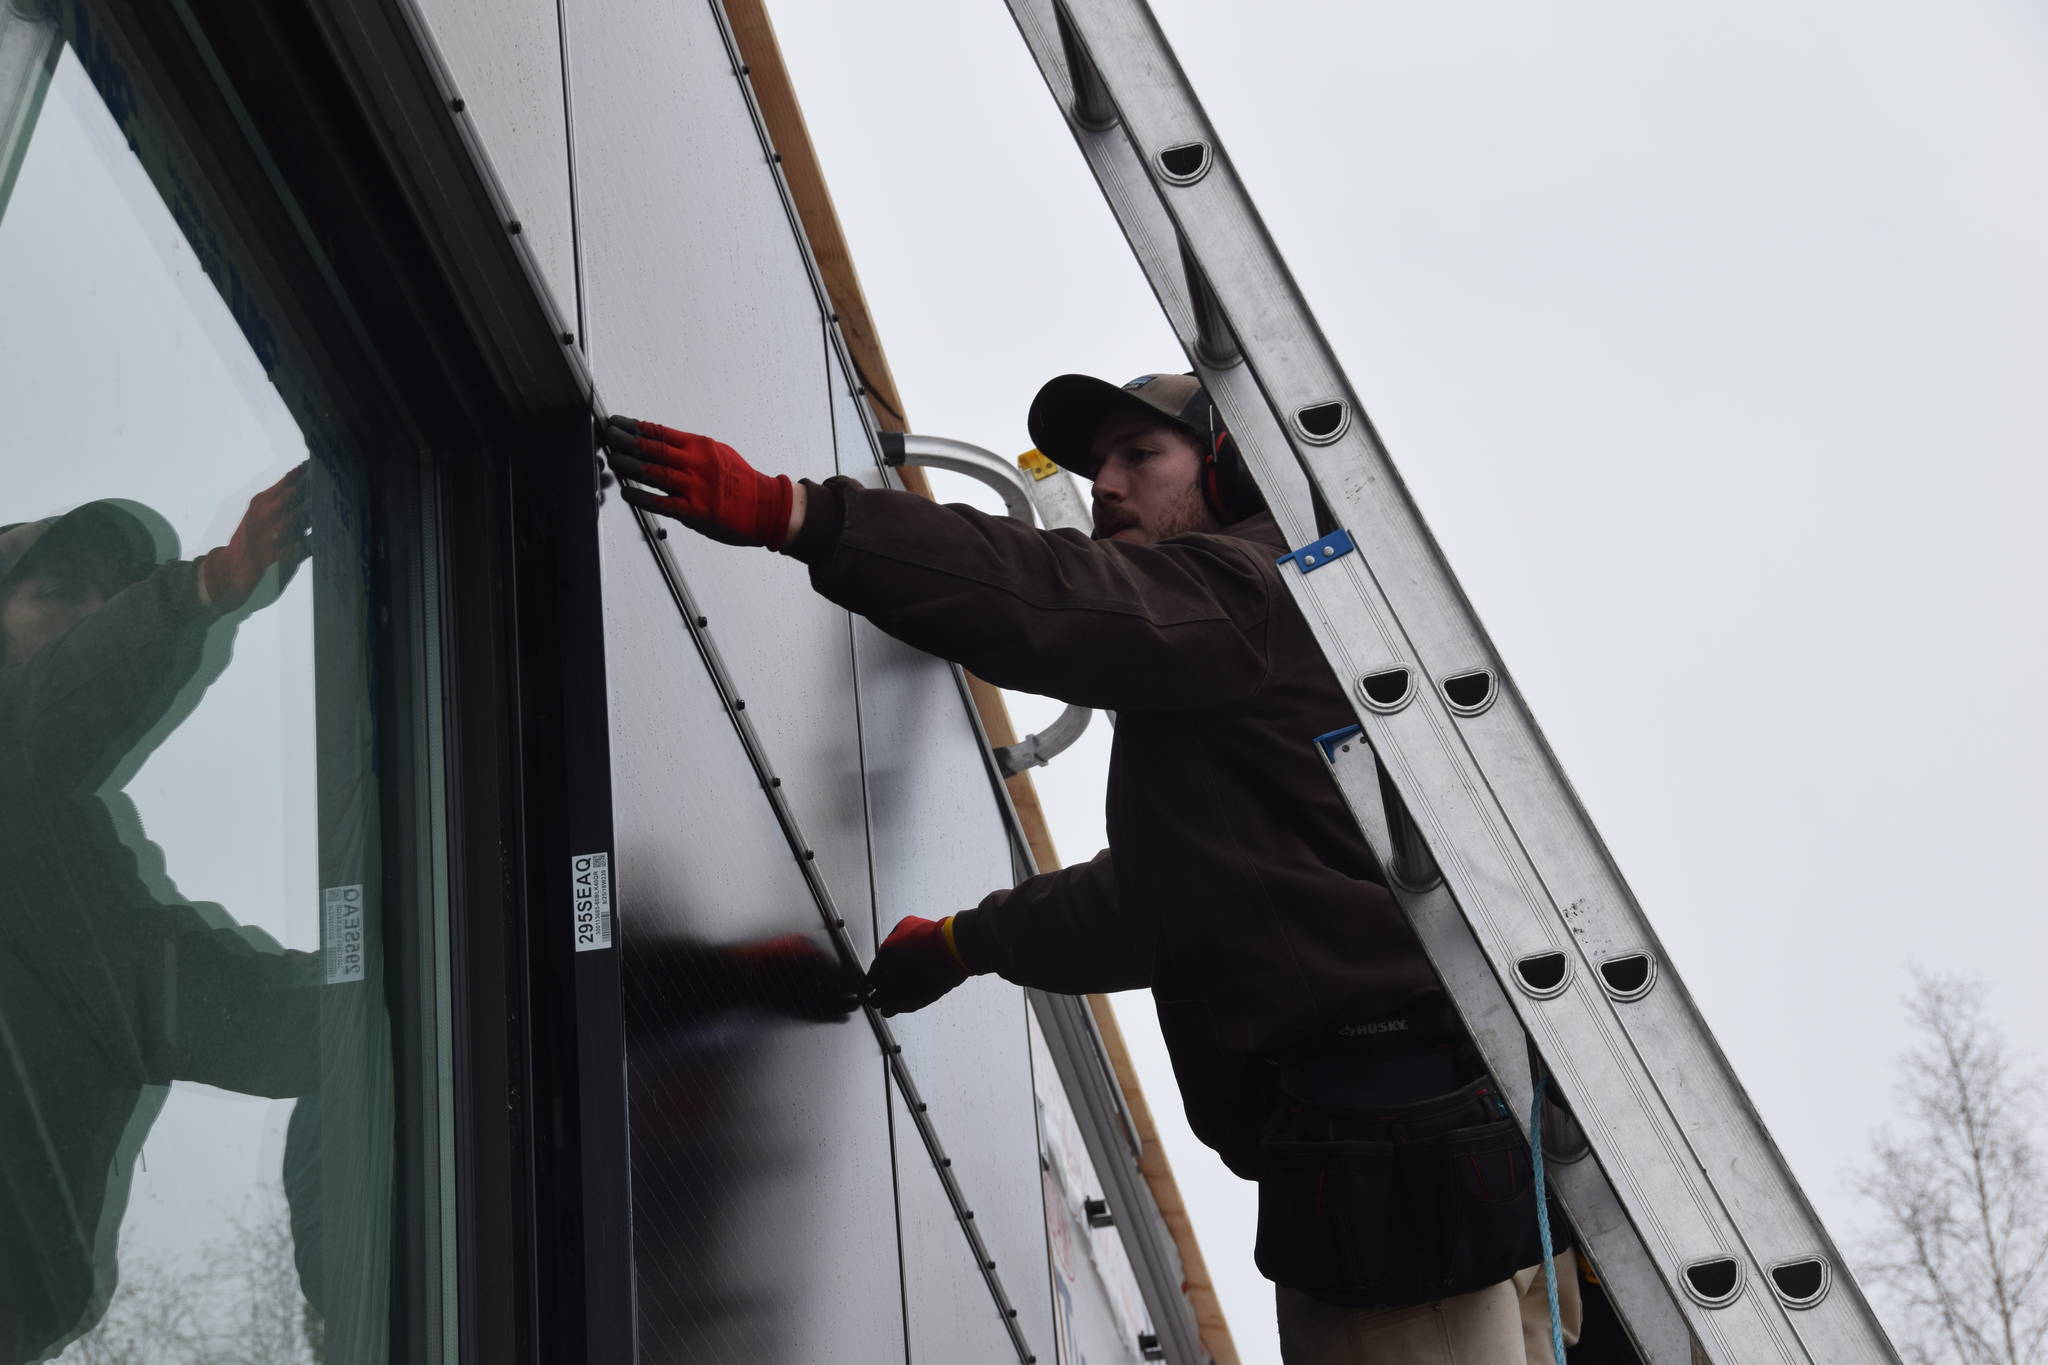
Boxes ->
[1178,382,1266,524]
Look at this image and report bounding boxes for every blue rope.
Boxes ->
[1530,1076,1567,1365]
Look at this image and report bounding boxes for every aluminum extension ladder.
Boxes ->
[1000,3,1900,1360]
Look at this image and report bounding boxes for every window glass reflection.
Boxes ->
[1,19,405,1364]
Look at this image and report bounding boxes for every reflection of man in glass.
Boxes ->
[0,468,319,1361]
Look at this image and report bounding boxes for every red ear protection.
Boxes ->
[1202,425,1231,520]
[1192,400,1264,523]
[1169,374,1265,523]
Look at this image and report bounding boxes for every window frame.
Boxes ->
[14,0,628,1360]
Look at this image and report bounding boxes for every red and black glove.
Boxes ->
[867,915,971,1017]
[200,463,312,612]
[602,416,795,550]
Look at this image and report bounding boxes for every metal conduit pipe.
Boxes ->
[878,430,1096,776]
[878,430,1038,523]
[993,699,1093,778]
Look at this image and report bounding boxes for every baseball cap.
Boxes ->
[0,500,168,598]
[1027,372,1212,480]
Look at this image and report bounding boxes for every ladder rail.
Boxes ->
[1001,1,1899,1359]
[1001,1,1697,1351]
[1330,727,1696,1364]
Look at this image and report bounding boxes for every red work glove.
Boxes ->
[867,915,971,1017]
[602,416,795,550]
[199,463,312,613]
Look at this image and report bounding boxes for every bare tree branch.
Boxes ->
[57,1187,321,1365]
[1856,970,2048,1365]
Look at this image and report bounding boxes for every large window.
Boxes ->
[0,5,450,1360]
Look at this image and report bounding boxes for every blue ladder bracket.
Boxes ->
[1276,528,1355,575]
[1314,724,1363,763]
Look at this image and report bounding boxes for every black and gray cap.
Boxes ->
[1027,372,1211,480]
[0,501,165,596]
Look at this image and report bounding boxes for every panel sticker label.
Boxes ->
[572,852,612,952]
[322,884,366,984]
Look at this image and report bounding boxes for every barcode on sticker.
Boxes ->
[572,852,612,952]
[323,884,366,984]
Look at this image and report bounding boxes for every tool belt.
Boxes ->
[1253,1005,1564,1310]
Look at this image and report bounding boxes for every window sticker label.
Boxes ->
[572,852,612,952]
[322,884,366,984]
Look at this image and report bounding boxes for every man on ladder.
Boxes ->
[604,370,1604,1363]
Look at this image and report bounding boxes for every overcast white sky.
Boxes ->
[768,1,2048,1358]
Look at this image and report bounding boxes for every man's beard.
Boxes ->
[1156,480,1220,540]
[1092,481,1217,544]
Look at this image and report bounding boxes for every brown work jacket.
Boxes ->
[789,479,1443,1175]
